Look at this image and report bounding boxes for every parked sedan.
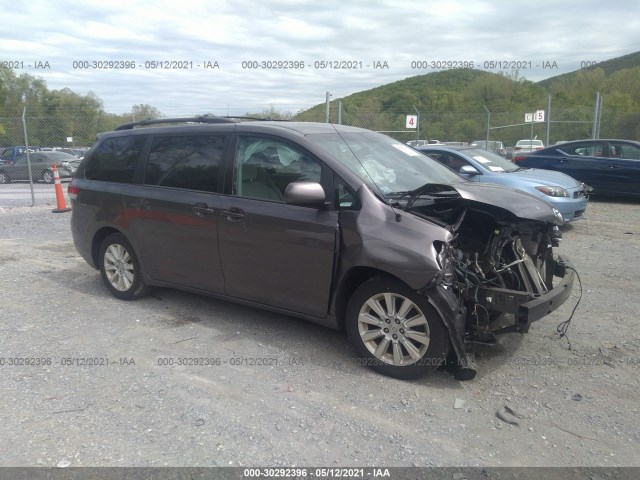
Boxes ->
[514,139,545,155]
[416,145,588,222]
[0,151,78,184]
[513,139,640,197]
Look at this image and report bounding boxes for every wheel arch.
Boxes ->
[333,266,412,331]
[92,226,125,268]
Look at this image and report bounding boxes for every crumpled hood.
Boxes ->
[430,182,563,225]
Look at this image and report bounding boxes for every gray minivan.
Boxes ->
[69,117,575,380]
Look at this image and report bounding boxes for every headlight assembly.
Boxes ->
[535,185,570,197]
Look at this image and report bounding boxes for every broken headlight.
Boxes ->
[434,241,455,287]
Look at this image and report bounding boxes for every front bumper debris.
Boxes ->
[427,255,576,381]
[476,255,575,333]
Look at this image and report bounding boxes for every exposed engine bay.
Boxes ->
[403,184,575,380]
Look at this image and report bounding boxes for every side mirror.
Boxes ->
[459,165,480,175]
[284,182,327,208]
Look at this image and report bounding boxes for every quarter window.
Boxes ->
[84,135,146,183]
[145,135,225,192]
[334,175,358,210]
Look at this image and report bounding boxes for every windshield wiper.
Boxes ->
[385,191,412,199]
[385,190,416,208]
[403,184,461,211]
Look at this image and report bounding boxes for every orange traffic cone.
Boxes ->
[52,164,71,213]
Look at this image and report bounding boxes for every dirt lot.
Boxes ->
[0,197,639,469]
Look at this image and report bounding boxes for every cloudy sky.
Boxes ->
[3,0,639,116]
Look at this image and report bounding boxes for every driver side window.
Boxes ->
[233,136,322,202]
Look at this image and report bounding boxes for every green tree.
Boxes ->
[131,104,162,121]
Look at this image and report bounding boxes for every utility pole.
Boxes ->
[483,105,490,146]
[596,94,603,138]
[324,92,332,123]
[413,106,421,142]
[545,95,551,146]
[21,94,36,206]
[592,92,600,139]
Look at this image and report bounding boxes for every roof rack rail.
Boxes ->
[114,115,278,131]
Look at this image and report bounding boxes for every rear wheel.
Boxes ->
[98,233,149,300]
[346,276,450,380]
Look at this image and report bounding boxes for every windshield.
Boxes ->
[48,152,78,161]
[461,148,520,173]
[306,131,464,196]
[471,141,502,149]
[517,140,544,147]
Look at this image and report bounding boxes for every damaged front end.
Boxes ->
[408,184,576,380]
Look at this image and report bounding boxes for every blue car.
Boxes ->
[513,139,640,198]
[416,145,589,223]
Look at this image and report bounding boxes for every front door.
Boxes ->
[217,135,338,318]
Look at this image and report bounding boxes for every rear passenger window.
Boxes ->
[84,135,146,183]
[145,135,225,192]
[609,142,640,160]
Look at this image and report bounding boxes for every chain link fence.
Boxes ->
[308,104,613,146]
[0,115,93,208]
[2,106,636,207]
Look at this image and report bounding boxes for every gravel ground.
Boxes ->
[0,197,639,469]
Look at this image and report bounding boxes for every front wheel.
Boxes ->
[0,171,10,184]
[346,276,450,380]
[98,233,149,300]
[42,170,54,183]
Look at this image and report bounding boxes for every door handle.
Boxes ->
[608,165,622,169]
[192,203,216,217]
[222,208,245,220]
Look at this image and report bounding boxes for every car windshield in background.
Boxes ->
[306,132,464,196]
[471,141,501,149]
[517,140,544,148]
[462,148,520,173]
[46,152,78,162]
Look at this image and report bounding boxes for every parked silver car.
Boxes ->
[513,139,545,155]
[0,151,78,184]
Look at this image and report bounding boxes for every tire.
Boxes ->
[346,275,450,380]
[0,171,9,184]
[42,170,54,184]
[98,233,149,300]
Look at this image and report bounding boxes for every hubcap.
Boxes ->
[103,244,134,291]
[357,292,431,366]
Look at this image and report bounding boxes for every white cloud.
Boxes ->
[1,0,638,115]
